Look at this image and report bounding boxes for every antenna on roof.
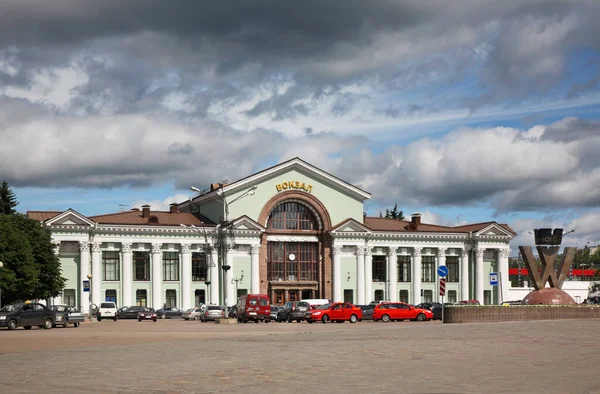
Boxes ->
[119,204,129,211]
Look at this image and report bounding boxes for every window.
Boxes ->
[374,289,384,302]
[484,290,491,305]
[166,289,177,307]
[163,252,180,281]
[447,256,459,282]
[343,289,353,304]
[267,202,318,230]
[399,290,409,303]
[136,290,147,306]
[133,251,150,281]
[448,290,457,303]
[102,251,120,281]
[423,290,433,303]
[288,290,298,302]
[63,289,76,307]
[274,290,284,305]
[195,289,205,306]
[372,255,387,282]
[237,289,248,298]
[422,256,435,282]
[398,255,411,282]
[267,242,318,281]
[105,289,117,304]
[192,252,208,281]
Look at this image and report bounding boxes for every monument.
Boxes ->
[519,228,577,305]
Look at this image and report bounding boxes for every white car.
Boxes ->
[97,302,118,321]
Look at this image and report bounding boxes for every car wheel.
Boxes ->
[307,321,314,324]
[97,315,102,321]
[265,319,270,323]
[296,319,301,323]
[382,314,391,323]
[153,319,157,322]
[194,315,200,320]
[161,314,167,319]
[417,313,426,322]
[373,318,378,322]
[287,315,292,323]
[321,314,329,324]
[7,320,17,330]
[23,325,32,330]
[114,317,118,322]
[74,322,80,327]
[349,314,358,324]
[44,319,53,329]
[254,320,259,324]
[138,318,142,322]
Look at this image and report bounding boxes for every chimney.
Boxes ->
[411,213,422,230]
[211,183,224,192]
[169,203,179,213]
[363,212,367,223]
[141,204,151,218]
[131,208,140,211]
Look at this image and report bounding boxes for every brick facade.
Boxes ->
[443,306,600,323]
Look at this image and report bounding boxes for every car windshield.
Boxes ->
[0,304,23,312]
[51,305,67,312]
[101,303,115,308]
[208,306,223,311]
[316,304,331,310]
[271,306,280,311]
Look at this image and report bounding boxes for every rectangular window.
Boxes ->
[63,289,76,307]
[102,251,120,281]
[374,289,384,302]
[105,289,117,304]
[421,256,435,282]
[399,290,409,303]
[192,252,208,281]
[166,289,177,307]
[448,290,457,303]
[484,290,492,305]
[274,290,284,305]
[163,252,180,281]
[423,289,433,302]
[398,255,411,282]
[136,289,147,306]
[447,256,459,282]
[195,289,205,306]
[372,255,387,282]
[343,289,354,304]
[133,251,150,281]
[267,242,318,281]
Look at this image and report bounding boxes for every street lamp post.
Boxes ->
[87,273,93,320]
[0,261,4,309]
[231,270,244,299]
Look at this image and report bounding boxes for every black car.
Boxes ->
[117,306,146,319]
[155,307,183,319]
[0,302,56,330]
[430,303,456,320]
[416,302,442,319]
[277,301,310,322]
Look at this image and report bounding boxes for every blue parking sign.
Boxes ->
[489,273,498,286]
[83,280,90,292]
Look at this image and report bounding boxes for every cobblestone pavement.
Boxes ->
[1,319,600,394]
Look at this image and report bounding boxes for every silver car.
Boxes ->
[182,306,204,320]
[201,305,225,322]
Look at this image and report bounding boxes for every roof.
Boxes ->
[27,211,62,222]
[89,211,214,227]
[364,217,516,235]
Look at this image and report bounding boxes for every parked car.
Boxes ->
[305,302,362,324]
[0,302,56,330]
[300,299,331,310]
[117,306,145,319]
[415,302,442,320]
[50,305,84,327]
[277,301,310,322]
[459,300,481,305]
[201,305,225,322]
[155,307,183,319]
[138,308,157,322]
[359,304,376,320]
[236,294,271,323]
[269,305,281,321]
[501,300,522,306]
[97,302,118,321]
[431,303,456,320]
[372,302,433,322]
[182,306,204,320]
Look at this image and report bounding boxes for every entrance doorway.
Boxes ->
[301,289,313,300]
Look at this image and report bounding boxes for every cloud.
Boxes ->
[131,193,191,212]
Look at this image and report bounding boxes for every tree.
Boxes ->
[0,181,18,214]
[379,204,405,220]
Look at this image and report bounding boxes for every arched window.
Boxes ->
[267,201,318,230]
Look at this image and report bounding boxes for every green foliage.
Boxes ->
[0,214,66,304]
[379,204,405,220]
[0,181,18,214]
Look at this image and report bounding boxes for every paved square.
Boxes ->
[0,319,599,393]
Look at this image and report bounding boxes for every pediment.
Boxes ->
[330,218,372,234]
[231,215,265,232]
[45,209,96,227]
[476,223,513,237]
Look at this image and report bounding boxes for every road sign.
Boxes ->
[439,278,446,296]
[83,280,90,292]
[437,265,448,278]
[489,272,498,286]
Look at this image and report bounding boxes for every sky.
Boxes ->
[2,0,600,254]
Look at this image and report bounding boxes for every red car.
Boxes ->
[137,308,157,322]
[304,302,362,324]
[372,302,433,322]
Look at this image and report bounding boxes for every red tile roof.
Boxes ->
[27,211,62,222]
[89,211,214,226]
[364,217,515,235]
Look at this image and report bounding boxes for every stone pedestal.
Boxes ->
[522,288,576,305]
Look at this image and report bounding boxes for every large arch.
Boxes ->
[258,190,332,231]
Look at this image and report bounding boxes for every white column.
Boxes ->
[498,248,510,304]
[461,248,470,301]
[332,245,342,302]
[356,246,366,305]
[181,243,192,310]
[475,247,485,304]
[412,247,422,305]
[250,245,260,294]
[210,246,219,305]
[225,244,234,307]
[365,248,373,303]
[121,242,132,307]
[152,243,163,309]
[91,242,101,307]
[437,248,446,302]
[79,242,90,314]
[388,247,398,302]
[50,241,62,306]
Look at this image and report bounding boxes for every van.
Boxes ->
[301,299,331,310]
[235,294,271,323]
[97,302,118,321]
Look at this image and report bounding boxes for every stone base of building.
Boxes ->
[215,318,238,325]
[443,305,600,323]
